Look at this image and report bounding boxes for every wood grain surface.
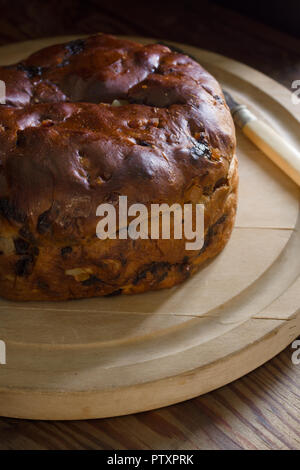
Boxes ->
[0,348,299,450]
[0,0,299,450]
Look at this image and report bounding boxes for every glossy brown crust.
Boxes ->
[0,34,237,301]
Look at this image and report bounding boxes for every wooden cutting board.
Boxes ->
[0,36,299,420]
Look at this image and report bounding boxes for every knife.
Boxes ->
[158,41,300,186]
[223,89,300,186]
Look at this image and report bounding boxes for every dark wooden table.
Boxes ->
[0,0,299,450]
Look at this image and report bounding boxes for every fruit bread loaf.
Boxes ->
[0,34,238,300]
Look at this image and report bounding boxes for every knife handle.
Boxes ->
[233,107,300,187]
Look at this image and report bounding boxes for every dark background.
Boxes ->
[0,0,299,89]
[214,0,300,37]
[1,0,299,38]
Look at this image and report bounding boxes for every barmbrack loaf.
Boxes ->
[0,34,237,300]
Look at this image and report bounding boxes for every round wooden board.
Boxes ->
[0,36,299,420]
